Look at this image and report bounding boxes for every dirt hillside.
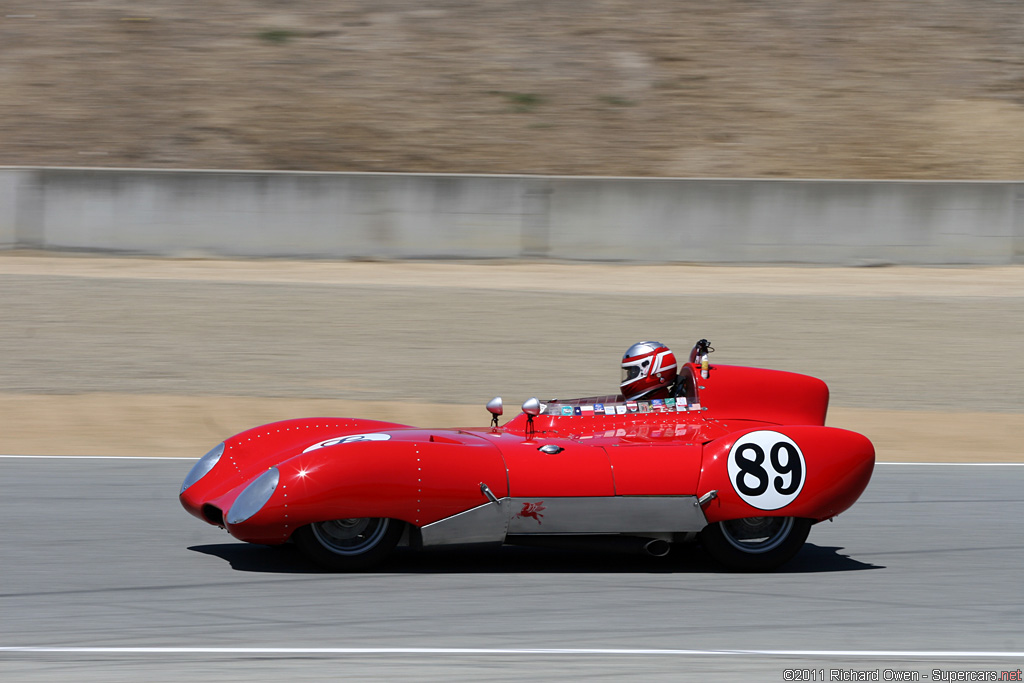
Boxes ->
[2,1,1024,178]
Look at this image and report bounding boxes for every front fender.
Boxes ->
[179,417,411,523]
[697,425,874,523]
[224,431,509,544]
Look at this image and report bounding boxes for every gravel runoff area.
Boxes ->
[1,252,1021,460]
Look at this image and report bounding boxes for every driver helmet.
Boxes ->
[620,341,677,400]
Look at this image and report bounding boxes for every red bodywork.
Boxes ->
[180,362,874,546]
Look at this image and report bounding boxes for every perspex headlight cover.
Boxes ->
[180,442,225,494]
[226,468,280,525]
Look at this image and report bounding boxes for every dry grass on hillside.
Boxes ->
[2,0,1024,178]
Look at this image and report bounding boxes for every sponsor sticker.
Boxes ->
[626,401,638,413]
[665,398,676,409]
[605,404,617,416]
[561,406,574,416]
[638,402,651,413]
[616,405,627,415]
[651,399,665,412]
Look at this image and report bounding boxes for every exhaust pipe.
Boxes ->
[643,539,671,557]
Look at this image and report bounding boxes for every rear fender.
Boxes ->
[697,425,874,523]
[698,364,830,426]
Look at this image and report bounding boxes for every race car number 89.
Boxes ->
[726,431,806,511]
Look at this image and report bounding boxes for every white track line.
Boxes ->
[1,647,1023,658]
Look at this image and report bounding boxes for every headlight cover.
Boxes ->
[180,442,225,494]
[226,467,280,525]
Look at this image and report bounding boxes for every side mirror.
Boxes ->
[486,397,503,416]
[521,397,541,416]
[521,397,541,438]
[486,397,503,428]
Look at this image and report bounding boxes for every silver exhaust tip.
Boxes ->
[643,539,671,557]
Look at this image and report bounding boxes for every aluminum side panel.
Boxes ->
[419,502,508,546]
[419,496,709,546]
[507,496,707,534]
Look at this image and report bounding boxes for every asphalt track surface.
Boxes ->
[2,457,1023,681]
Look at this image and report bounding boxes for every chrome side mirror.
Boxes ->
[486,397,503,428]
[521,397,541,416]
[486,397,503,416]
[522,397,541,438]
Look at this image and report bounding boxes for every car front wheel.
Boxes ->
[699,516,811,571]
[294,517,403,570]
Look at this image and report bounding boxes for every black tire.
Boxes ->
[293,517,404,571]
[699,517,811,571]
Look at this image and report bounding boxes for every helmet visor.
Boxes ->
[621,364,643,384]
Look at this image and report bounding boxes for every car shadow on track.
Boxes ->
[781,543,884,573]
[187,541,882,574]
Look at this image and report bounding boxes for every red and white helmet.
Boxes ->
[620,341,677,400]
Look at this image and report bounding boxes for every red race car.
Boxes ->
[180,340,874,571]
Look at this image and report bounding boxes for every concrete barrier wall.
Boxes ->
[0,169,27,248]
[1,167,1021,264]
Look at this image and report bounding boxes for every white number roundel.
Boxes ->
[303,433,391,453]
[726,431,806,511]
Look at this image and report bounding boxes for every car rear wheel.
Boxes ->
[294,517,403,571]
[699,516,811,571]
